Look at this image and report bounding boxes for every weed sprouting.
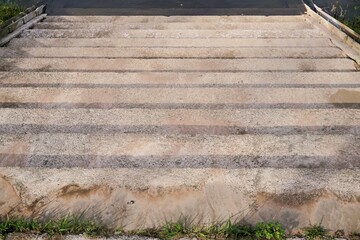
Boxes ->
[254,222,285,240]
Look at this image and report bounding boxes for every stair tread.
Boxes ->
[1,58,355,71]
[8,37,331,47]
[0,133,359,168]
[1,87,359,105]
[19,29,326,39]
[1,71,359,85]
[33,21,314,30]
[0,47,343,58]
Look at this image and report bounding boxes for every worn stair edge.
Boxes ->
[1,72,359,86]
[0,58,356,72]
[19,29,326,39]
[6,38,332,47]
[0,47,345,59]
[1,168,360,232]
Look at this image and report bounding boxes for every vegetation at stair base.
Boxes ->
[0,216,359,239]
[0,1,24,24]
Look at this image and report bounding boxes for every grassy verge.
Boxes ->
[0,216,356,239]
[0,2,25,25]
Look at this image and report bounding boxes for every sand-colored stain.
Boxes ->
[329,90,360,103]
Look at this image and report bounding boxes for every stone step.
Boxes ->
[43,15,309,23]
[1,167,359,232]
[0,58,355,71]
[33,21,314,30]
[0,133,359,168]
[1,72,359,86]
[19,29,325,39]
[0,47,344,58]
[0,109,359,135]
[8,37,332,47]
[0,87,359,107]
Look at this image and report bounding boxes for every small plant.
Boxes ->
[254,222,285,240]
[303,224,328,240]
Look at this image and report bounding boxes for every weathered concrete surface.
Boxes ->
[1,72,359,85]
[0,47,345,58]
[0,134,360,168]
[32,21,314,30]
[1,88,360,106]
[1,168,360,233]
[0,13,359,235]
[7,38,332,47]
[0,58,356,71]
[19,29,326,39]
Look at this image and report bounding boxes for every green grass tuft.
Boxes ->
[0,216,108,237]
[0,217,351,239]
[127,220,285,239]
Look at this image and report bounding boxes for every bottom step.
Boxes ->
[1,167,359,233]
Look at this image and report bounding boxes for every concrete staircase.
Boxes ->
[0,14,360,233]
